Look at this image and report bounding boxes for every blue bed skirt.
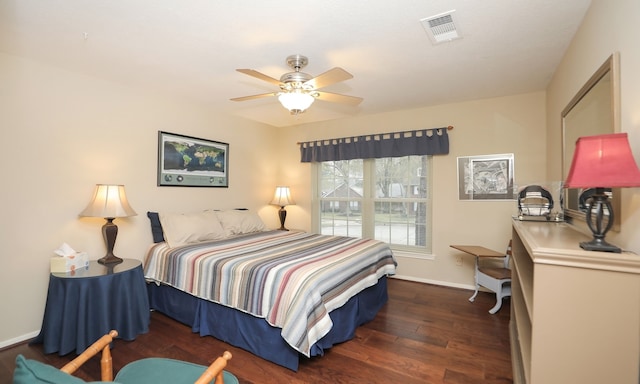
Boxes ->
[147,276,388,371]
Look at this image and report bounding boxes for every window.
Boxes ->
[316,159,364,238]
[314,155,432,252]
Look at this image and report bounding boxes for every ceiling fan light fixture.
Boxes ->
[278,91,315,114]
[232,55,360,112]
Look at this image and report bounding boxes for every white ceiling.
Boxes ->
[0,0,592,127]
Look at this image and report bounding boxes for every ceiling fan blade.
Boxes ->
[230,92,278,102]
[304,67,353,89]
[315,91,363,106]
[236,69,282,86]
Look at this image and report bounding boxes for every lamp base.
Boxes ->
[277,206,289,231]
[98,254,124,265]
[579,239,621,253]
[581,189,620,253]
[99,218,124,264]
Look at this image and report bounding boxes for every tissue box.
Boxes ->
[50,252,89,273]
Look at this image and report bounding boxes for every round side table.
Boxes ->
[32,259,150,355]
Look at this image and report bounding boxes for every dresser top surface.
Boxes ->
[512,219,640,273]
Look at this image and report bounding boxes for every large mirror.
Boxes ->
[562,53,620,230]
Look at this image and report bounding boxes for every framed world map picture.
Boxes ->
[157,131,229,187]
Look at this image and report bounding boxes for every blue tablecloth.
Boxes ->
[32,260,150,355]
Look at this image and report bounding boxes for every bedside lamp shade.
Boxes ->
[564,133,640,252]
[270,186,295,207]
[270,186,295,231]
[80,184,137,264]
[80,184,137,218]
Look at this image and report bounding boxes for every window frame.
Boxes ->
[311,156,433,255]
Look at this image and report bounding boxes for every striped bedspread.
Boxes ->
[143,230,396,356]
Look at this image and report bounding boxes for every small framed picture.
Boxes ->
[457,153,515,200]
[157,131,229,187]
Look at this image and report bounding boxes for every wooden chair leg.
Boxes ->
[100,343,114,381]
[194,351,232,384]
[60,330,118,381]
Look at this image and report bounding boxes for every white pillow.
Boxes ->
[159,210,226,248]
[215,210,266,237]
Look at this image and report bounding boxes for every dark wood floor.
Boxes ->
[0,279,512,383]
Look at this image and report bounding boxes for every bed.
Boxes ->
[143,210,396,371]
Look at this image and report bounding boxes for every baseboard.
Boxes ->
[390,274,476,291]
[0,330,39,351]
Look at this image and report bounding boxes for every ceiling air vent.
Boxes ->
[420,10,461,44]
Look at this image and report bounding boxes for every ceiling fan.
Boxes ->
[231,54,363,115]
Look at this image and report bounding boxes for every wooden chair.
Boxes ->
[14,330,238,384]
[450,241,512,314]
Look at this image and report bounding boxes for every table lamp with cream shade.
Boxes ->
[79,184,137,264]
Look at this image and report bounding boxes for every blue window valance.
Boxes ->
[299,126,451,163]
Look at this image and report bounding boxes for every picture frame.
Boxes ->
[457,153,515,200]
[157,131,229,187]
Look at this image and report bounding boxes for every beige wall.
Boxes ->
[546,0,640,251]
[278,91,546,287]
[0,52,281,345]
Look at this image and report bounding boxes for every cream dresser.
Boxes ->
[510,219,640,384]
